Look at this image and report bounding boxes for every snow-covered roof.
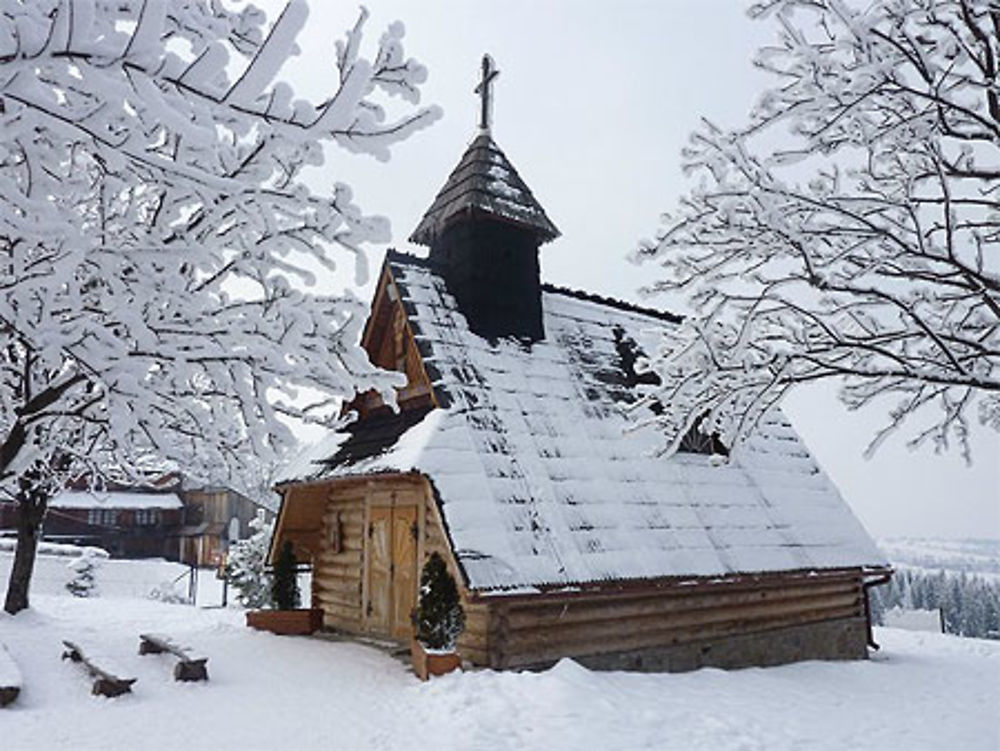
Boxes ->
[409,134,559,246]
[50,490,183,510]
[288,253,886,592]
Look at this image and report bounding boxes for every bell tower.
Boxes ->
[409,55,559,343]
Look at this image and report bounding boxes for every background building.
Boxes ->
[0,478,274,565]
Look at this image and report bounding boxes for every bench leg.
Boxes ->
[92,677,133,698]
[0,686,19,707]
[139,641,166,655]
[174,661,208,682]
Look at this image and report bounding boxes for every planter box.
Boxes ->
[246,608,323,636]
[410,640,461,681]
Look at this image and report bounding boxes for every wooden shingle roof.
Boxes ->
[409,134,560,246]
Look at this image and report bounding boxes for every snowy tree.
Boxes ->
[0,0,439,614]
[944,573,965,633]
[632,0,1000,458]
[227,509,273,609]
[65,550,99,598]
[874,568,1000,638]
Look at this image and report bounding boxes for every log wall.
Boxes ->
[303,476,868,672]
[308,477,489,664]
[312,491,366,632]
[479,572,867,671]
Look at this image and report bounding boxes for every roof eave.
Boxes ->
[409,207,560,247]
[466,564,894,603]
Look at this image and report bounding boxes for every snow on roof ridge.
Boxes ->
[541,283,683,324]
[385,247,429,267]
[384,250,682,324]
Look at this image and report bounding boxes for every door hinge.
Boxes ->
[366,600,373,617]
[411,520,419,541]
[368,522,373,538]
[390,563,395,577]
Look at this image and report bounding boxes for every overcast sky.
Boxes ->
[273,0,998,540]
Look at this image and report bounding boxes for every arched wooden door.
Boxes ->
[365,504,418,640]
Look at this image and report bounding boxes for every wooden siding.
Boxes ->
[272,483,331,564]
[293,473,866,671]
[313,491,365,632]
[301,260,490,658]
[348,265,438,420]
[479,573,865,669]
[307,475,489,664]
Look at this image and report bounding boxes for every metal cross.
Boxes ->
[474,54,499,131]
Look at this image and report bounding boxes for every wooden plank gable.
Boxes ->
[349,262,438,419]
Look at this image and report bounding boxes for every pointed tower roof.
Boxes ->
[409,133,560,247]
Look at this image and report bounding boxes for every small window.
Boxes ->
[327,511,343,554]
[678,415,729,456]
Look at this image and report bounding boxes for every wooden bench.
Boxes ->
[61,640,136,698]
[138,633,208,682]
[0,642,21,707]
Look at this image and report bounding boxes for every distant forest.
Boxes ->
[870,568,1000,640]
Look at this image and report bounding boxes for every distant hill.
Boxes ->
[877,537,1000,580]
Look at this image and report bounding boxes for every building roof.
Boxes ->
[409,134,560,246]
[283,253,886,593]
[50,490,184,510]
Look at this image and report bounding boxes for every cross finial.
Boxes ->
[474,54,499,132]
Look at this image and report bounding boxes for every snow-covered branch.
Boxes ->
[0,0,438,496]
[633,0,1000,460]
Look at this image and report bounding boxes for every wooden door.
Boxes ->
[364,504,419,640]
[391,506,418,640]
[367,507,392,634]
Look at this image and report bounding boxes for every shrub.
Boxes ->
[414,553,464,650]
[271,540,300,611]
[65,552,98,598]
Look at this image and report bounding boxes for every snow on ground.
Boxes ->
[884,606,944,633]
[0,550,230,605]
[1,590,998,751]
[0,641,21,688]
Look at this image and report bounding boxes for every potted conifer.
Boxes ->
[410,552,465,680]
[245,540,322,635]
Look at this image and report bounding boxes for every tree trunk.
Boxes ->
[3,489,48,615]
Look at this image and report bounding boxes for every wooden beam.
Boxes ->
[494,606,864,669]
[501,579,858,630]
[498,592,862,651]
